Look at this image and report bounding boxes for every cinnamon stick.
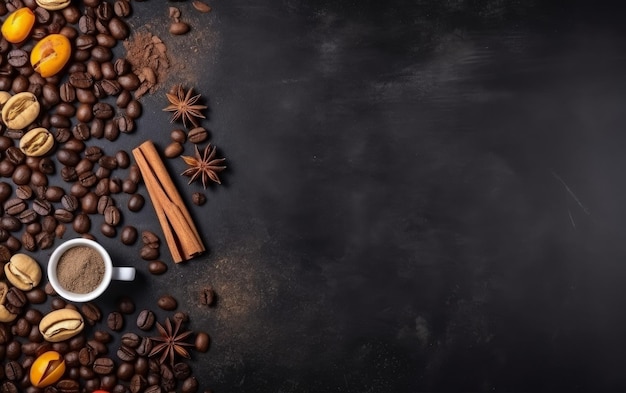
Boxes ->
[132,140,205,263]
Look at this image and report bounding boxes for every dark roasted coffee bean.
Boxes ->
[114,0,131,17]
[0,215,21,231]
[73,213,91,234]
[50,114,71,128]
[88,339,107,355]
[120,333,140,350]
[6,340,21,359]
[192,192,206,206]
[81,302,102,324]
[7,49,28,67]
[92,330,111,344]
[107,311,123,331]
[148,260,167,275]
[15,185,32,199]
[75,158,94,175]
[93,357,114,375]
[173,362,190,380]
[33,198,52,216]
[78,171,97,187]
[21,231,35,251]
[157,295,177,311]
[76,34,97,51]
[100,222,115,238]
[116,114,134,133]
[116,345,136,362]
[6,288,26,311]
[71,181,88,197]
[13,318,30,337]
[76,87,96,104]
[57,149,80,166]
[101,374,117,391]
[12,164,31,185]
[108,17,129,39]
[117,362,134,381]
[130,374,147,393]
[91,45,112,62]
[140,245,159,260]
[181,377,198,393]
[36,231,53,249]
[4,361,23,381]
[90,118,105,139]
[0,244,11,263]
[116,89,131,108]
[60,166,77,182]
[59,82,76,102]
[104,205,121,226]
[96,33,116,48]
[135,337,152,358]
[96,1,113,21]
[95,178,110,196]
[38,157,55,175]
[195,331,210,353]
[51,297,66,310]
[78,364,95,379]
[99,155,118,170]
[57,379,80,393]
[120,225,137,245]
[79,346,96,367]
[0,381,18,393]
[101,79,121,95]
[5,235,21,251]
[115,150,130,168]
[125,100,142,118]
[54,127,72,143]
[113,58,130,75]
[42,215,57,233]
[93,102,114,119]
[0,160,15,177]
[79,14,96,34]
[26,288,45,304]
[30,171,48,187]
[97,195,114,215]
[6,146,25,165]
[142,231,159,246]
[199,286,216,306]
[136,309,155,331]
[64,138,85,152]
[72,122,91,140]
[188,127,209,144]
[144,385,162,393]
[64,351,80,367]
[61,194,78,211]
[108,177,122,193]
[85,146,104,162]
[122,179,137,194]
[5,198,26,215]
[0,182,12,201]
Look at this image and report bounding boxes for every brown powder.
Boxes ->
[57,246,105,294]
[123,31,171,99]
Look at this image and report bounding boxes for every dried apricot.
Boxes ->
[30,34,71,78]
[30,351,66,387]
[1,8,35,43]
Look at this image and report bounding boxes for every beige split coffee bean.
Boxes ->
[39,308,84,342]
[0,91,11,108]
[0,304,17,322]
[1,92,40,129]
[36,0,71,10]
[20,128,55,156]
[4,253,42,291]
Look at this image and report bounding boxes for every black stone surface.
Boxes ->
[25,1,626,392]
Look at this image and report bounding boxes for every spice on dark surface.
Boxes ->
[181,144,226,188]
[163,84,207,128]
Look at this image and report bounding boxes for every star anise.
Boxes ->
[181,144,226,188]
[149,317,194,366]
[162,84,207,128]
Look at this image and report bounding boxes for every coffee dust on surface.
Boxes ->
[57,246,106,294]
[123,31,171,98]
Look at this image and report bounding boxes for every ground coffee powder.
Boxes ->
[57,246,105,294]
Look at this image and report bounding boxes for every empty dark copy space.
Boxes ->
[17,0,626,392]
[158,0,626,391]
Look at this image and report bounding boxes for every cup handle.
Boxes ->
[111,267,135,281]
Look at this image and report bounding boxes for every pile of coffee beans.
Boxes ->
[0,0,214,392]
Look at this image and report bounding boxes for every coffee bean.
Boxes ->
[144,385,162,393]
[157,294,177,310]
[104,205,121,226]
[51,297,66,310]
[79,171,97,187]
[93,102,114,119]
[188,127,208,144]
[130,374,147,393]
[170,21,190,35]
[88,339,108,355]
[116,89,131,108]
[106,311,124,331]
[116,114,134,133]
[128,164,141,183]
[60,166,77,182]
[173,362,191,380]
[99,155,118,170]
[192,192,206,206]
[114,0,131,17]
[91,118,105,138]
[181,376,199,393]
[93,357,114,375]
[100,222,115,238]
[81,302,102,325]
[1,216,21,231]
[142,231,159,246]
[96,33,116,48]
[73,213,91,234]
[120,332,140,349]
[12,164,31,185]
[116,345,136,362]
[95,178,110,196]
[148,260,167,275]
[199,287,216,306]
[25,288,46,304]
[164,141,183,158]
[21,231,35,251]
[79,346,97,367]
[108,17,129,39]
[75,158,94,175]
[33,198,52,216]
[135,337,152,357]
[136,310,155,331]
[125,100,142,118]
[117,361,134,381]
[109,177,122,193]
[120,225,137,245]
[5,198,26,215]
[0,382,18,393]
[7,49,28,67]
[4,361,23,381]
[140,245,159,260]
[195,332,210,353]
[115,150,130,168]
[118,73,140,91]
[13,318,30,337]
[57,379,80,393]
[122,179,137,194]
[6,340,21,360]
[57,149,80,166]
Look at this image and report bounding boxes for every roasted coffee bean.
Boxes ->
[101,79,122,96]
[96,1,113,21]
[97,195,114,214]
[11,74,29,93]
[122,179,137,194]
[96,33,116,48]
[71,181,88,197]
[26,222,40,234]
[91,45,113,62]
[75,158,94,175]
[106,311,123,331]
[130,374,147,393]
[6,147,25,165]
[108,17,129,39]
[57,149,80,166]
[7,49,28,67]
[114,296,134,315]
[164,141,183,158]
[148,260,167,275]
[120,333,140,349]
[140,245,159,260]
[21,231,35,251]
[100,222,116,238]
[57,379,80,393]
[118,73,140,91]
[79,171,97,187]
[81,302,102,324]
[157,295,177,311]
[116,345,136,362]
[99,155,118,169]
[104,205,121,226]
[95,178,110,196]
[54,127,72,143]
[93,102,114,119]
[181,376,198,393]
[13,318,30,337]
[5,198,26,215]
[85,146,104,162]
[128,164,141,183]
[195,332,210,353]
[101,375,117,391]
[115,150,130,168]
[135,337,152,357]
[6,340,21,359]
[51,297,66,310]
[76,87,97,104]
[79,346,96,366]
[170,129,186,143]
[79,365,95,380]
[4,361,23,381]
[32,198,52,216]
[73,213,91,234]
[12,164,31,185]
[6,287,26,309]
[5,235,21,251]
[29,325,44,343]
[92,330,111,344]
[114,0,131,17]
[93,357,114,375]
[72,122,91,141]
[0,381,18,393]
[44,282,57,296]
[60,166,77,182]
[64,138,86,152]
[116,114,134,133]
[108,177,122,193]
[136,309,155,331]
[125,99,142,119]
[117,361,134,381]
[199,286,216,306]
[170,21,190,35]
[15,185,31,200]
[30,171,48,187]
[0,160,15,177]
[0,182,12,202]
[173,311,189,325]
[59,82,76,102]
[188,127,209,144]
[26,288,45,304]
[142,231,159,246]
[192,192,206,206]
[119,225,137,245]
[144,385,162,393]
[88,339,107,355]
[75,34,97,51]
[1,216,21,231]
[173,362,191,380]
[64,351,80,368]
[116,89,131,108]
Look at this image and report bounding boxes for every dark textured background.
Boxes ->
[59,0,626,391]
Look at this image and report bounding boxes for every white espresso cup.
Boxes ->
[47,238,135,302]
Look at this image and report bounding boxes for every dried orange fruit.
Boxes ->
[1,7,35,43]
[30,34,71,78]
[30,351,66,387]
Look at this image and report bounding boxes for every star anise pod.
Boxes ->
[149,317,194,366]
[162,84,207,128]
[181,144,226,188]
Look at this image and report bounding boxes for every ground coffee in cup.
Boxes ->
[56,245,105,294]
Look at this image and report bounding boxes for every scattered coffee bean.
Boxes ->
[136,309,155,331]
[120,225,138,245]
[192,192,206,206]
[140,245,159,260]
[127,193,144,211]
[199,287,216,306]
[107,311,124,331]
[157,295,177,311]
[148,260,167,275]
[195,332,210,352]
[117,295,135,314]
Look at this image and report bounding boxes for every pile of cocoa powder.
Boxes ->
[123,31,171,98]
